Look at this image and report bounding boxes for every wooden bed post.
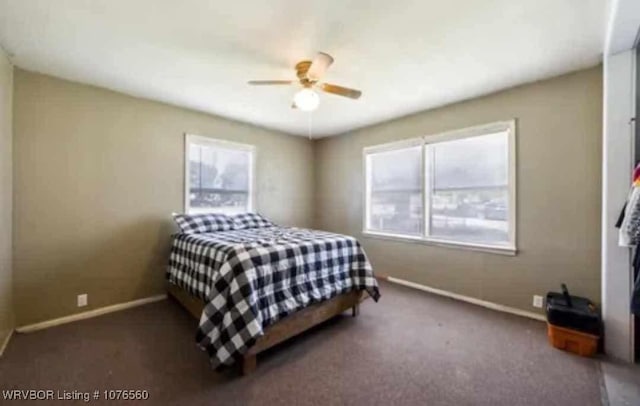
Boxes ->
[242,354,257,375]
[352,303,360,317]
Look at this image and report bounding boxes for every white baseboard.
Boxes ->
[0,329,13,357]
[16,294,167,334]
[386,276,546,322]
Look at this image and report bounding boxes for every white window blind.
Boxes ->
[185,134,255,215]
[366,146,423,236]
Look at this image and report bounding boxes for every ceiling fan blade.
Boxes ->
[247,80,294,85]
[306,52,334,81]
[319,83,362,99]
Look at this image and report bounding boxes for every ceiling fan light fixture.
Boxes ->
[293,88,319,111]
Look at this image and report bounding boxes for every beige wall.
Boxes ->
[13,69,314,325]
[0,50,13,347]
[12,65,603,324]
[314,66,602,314]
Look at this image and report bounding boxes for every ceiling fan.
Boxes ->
[248,52,362,111]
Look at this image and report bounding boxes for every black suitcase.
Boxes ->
[546,284,601,336]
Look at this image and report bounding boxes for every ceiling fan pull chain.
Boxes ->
[308,112,313,140]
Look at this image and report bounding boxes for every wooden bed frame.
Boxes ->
[167,283,364,375]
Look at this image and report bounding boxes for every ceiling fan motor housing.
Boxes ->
[295,61,313,85]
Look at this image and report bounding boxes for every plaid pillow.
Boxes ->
[232,213,275,230]
[173,213,235,234]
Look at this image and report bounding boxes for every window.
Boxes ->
[364,121,516,254]
[366,143,423,236]
[185,134,255,215]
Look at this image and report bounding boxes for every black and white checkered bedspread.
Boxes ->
[167,226,380,368]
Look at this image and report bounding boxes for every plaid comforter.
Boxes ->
[167,226,380,368]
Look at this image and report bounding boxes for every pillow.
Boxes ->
[232,213,275,230]
[173,213,235,234]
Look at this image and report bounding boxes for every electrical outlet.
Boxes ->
[77,294,88,307]
[532,295,543,308]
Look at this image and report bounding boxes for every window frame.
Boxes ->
[184,133,256,215]
[362,120,517,255]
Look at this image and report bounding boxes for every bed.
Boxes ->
[166,220,380,374]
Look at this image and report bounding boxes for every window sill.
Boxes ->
[361,230,517,256]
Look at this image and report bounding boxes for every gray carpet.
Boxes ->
[0,281,603,405]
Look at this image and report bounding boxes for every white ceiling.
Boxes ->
[0,0,607,137]
[606,0,640,54]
